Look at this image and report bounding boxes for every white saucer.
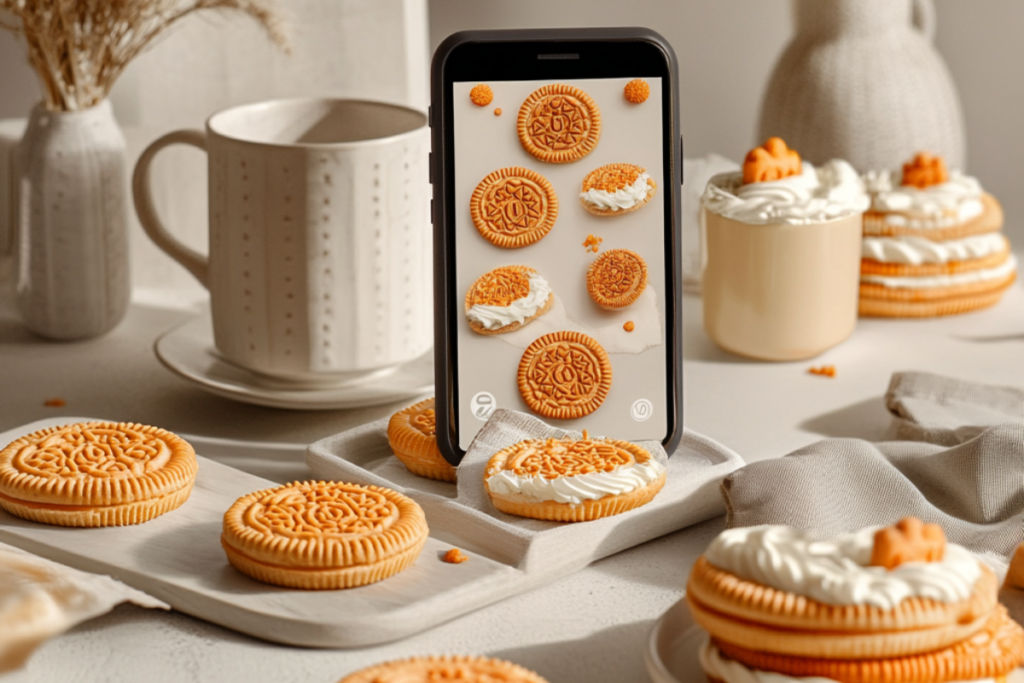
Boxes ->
[154,315,433,410]
[646,594,1024,683]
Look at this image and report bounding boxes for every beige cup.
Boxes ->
[702,208,863,361]
[133,98,431,382]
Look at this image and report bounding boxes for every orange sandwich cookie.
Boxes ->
[687,518,1017,682]
[518,83,601,163]
[587,248,648,309]
[464,265,553,335]
[623,78,650,104]
[221,480,428,590]
[0,421,197,527]
[579,163,657,216]
[387,397,456,482]
[471,167,558,248]
[517,331,612,419]
[338,655,550,683]
[860,152,1015,317]
[483,432,666,523]
[469,84,493,107]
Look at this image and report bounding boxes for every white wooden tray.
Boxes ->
[0,418,519,648]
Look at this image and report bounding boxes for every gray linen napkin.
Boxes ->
[721,372,1024,560]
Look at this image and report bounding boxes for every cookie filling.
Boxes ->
[861,254,1016,289]
[466,273,551,330]
[864,169,985,226]
[702,160,869,225]
[862,233,1007,265]
[704,525,981,609]
[580,172,652,211]
[698,638,997,683]
[486,459,665,505]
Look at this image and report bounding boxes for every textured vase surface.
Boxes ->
[14,100,130,340]
[758,0,965,172]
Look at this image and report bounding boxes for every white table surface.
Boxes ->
[1,260,1022,683]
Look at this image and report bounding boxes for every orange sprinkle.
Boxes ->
[43,398,66,407]
[623,79,650,104]
[582,234,603,253]
[442,548,469,564]
[808,365,836,378]
[469,84,493,107]
[493,107,502,116]
[623,321,635,332]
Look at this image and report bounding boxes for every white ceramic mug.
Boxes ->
[133,98,432,381]
[702,208,862,361]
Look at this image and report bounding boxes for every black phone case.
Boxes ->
[430,27,683,465]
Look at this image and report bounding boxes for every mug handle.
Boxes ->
[912,0,936,43]
[132,130,210,288]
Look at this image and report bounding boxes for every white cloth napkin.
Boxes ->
[0,541,167,673]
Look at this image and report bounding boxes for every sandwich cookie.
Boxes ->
[464,265,553,335]
[338,655,550,683]
[586,249,648,309]
[579,163,657,216]
[517,331,612,420]
[518,83,601,164]
[387,397,456,482]
[470,167,558,248]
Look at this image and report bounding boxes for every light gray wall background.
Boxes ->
[0,0,1020,252]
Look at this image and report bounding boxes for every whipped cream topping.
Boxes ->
[863,169,985,226]
[861,254,1017,289]
[702,160,870,225]
[698,639,993,683]
[580,172,652,211]
[485,459,665,505]
[466,273,551,330]
[862,233,1007,265]
[704,525,981,609]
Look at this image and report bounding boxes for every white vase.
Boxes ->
[14,100,130,339]
[757,0,965,172]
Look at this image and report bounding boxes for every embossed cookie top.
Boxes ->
[223,480,427,567]
[491,437,652,480]
[410,406,436,437]
[0,421,197,506]
[466,266,533,307]
[339,655,551,683]
[471,167,558,248]
[587,249,648,308]
[517,331,612,420]
[518,84,601,164]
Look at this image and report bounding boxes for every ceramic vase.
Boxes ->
[757,0,965,172]
[14,100,130,340]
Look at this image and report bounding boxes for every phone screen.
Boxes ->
[449,75,671,451]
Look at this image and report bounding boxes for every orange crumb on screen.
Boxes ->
[442,548,469,564]
[582,234,603,253]
[623,321,635,332]
[808,365,836,378]
[43,398,66,407]
[623,79,650,104]
[470,84,493,107]
[494,107,502,116]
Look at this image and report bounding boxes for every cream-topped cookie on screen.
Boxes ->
[464,265,553,335]
[686,518,1024,683]
[859,153,1016,317]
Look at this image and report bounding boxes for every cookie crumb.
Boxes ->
[623,321,635,332]
[470,84,493,107]
[43,398,66,407]
[808,365,836,378]
[582,429,589,440]
[493,107,502,116]
[582,234,603,253]
[623,79,650,104]
[442,548,469,564]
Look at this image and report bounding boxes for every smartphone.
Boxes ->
[430,28,682,464]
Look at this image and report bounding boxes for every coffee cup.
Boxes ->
[133,98,432,382]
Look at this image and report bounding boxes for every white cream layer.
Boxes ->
[702,160,870,225]
[863,169,985,227]
[861,254,1016,289]
[580,172,652,211]
[704,525,981,609]
[485,459,665,505]
[698,639,994,683]
[466,273,552,330]
[862,233,1007,265]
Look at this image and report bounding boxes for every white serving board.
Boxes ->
[0,418,520,648]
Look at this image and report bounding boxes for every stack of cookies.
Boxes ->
[860,152,1017,317]
[687,518,1024,682]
